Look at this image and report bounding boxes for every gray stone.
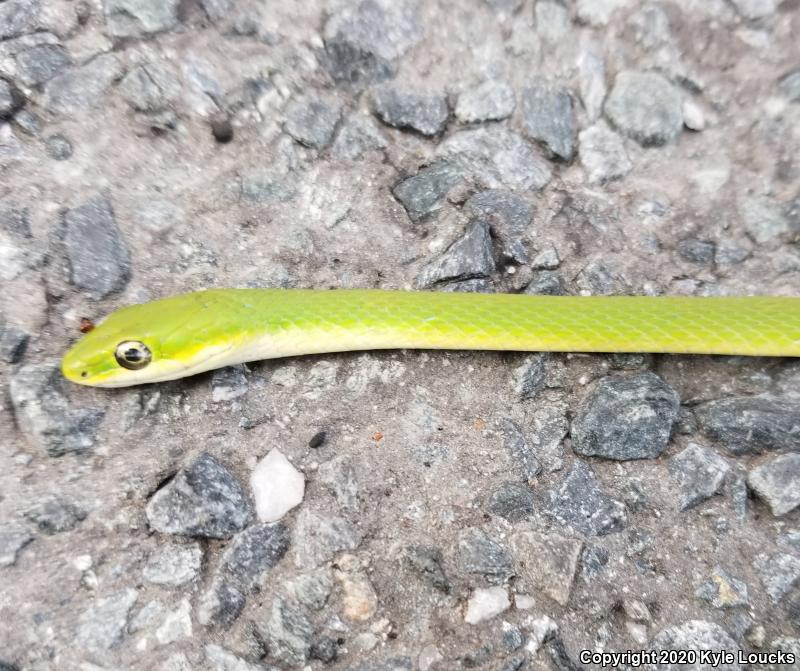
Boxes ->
[464,190,533,264]
[531,246,560,270]
[76,588,138,653]
[205,644,265,671]
[9,363,104,456]
[512,353,547,399]
[288,569,333,609]
[238,169,297,204]
[575,259,628,295]
[322,0,422,87]
[62,194,131,299]
[578,123,632,184]
[310,636,338,663]
[525,271,567,295]
[730,0,776,19]
[156,598,192,645]
[219,523,289,591]
[293,508,361,568]
[766,639,800,670]
[748,453,800,516]
[520,79,575,160]
[45,53,124,115]
[779,69,800,103]
[487,482,534,522]
[199,0,230,20]
[15,43,71,86]
[715,241,750,265]
[435,127,552,191]
[581,545,610,580]
[651,621,740,671]
[332,114,387,159]
[753,553,800,604]
[372,84,448,136]
[695,396,800,454]
[13,109,40,135]
[499,417,541,480]
[262,597,314,667]
[0,203,30,237]
[572,372,680,460]
[198,580,245,629]
[604,70,683,147]
[669,443,730,511]
[455,80,515,123]
[145,453,254,539]
[284,96,342,149]
[695,566,749,609]
[134,198,184,235]
[104,0,179,37]
[739,198,792,243]
[543,460,627,536]
[403,544,450,593]
[678,238,715,263]
[0,323,29,363]
[351,658,413,671]
[0,79,22,119]
[392,162,464,223]
[457,528,513,584]
[0,524,33,567]
[119,62,181,113]
[318,455,359,511]
[45,134,72,160]
[510,531,582,606]
[211,365,249,402]
[415,219,495,288]
[0,0,41,40]
[535,0,570,40]
[25,498,87,534]
[143,543,203,586]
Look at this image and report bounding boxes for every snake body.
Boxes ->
[61,289,800,387]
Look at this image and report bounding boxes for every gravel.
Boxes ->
[455,80,515,123]
[695,396,800,454]
[695,566,749,609]
[218,522,289,591]
[25,497,87,533]
[753,553,800,604]
[520,79,576,161]
[9,363,104,457]
[75,588,139,654]
[392,162,465,223]
[604,70,683,146]
[435,127,552,190]
[650,621,740,671]
[487,482,535,522]
[578,122,632,184]
[284,96,342,149]
[371,84,448,136]
[464,189,533,264]
[415,219,495,287]
[61,194,131,299]
[457,528,514,584]
[0,524,33,567]
[104,0,180,37]
[403,544,450,593]
[145,453,254,539]
[332,114,387,159]
[509,530,582,606]
[747,453,800,516]
[542,460,627,536]
[143,542,203,586]
[572,372,680,460]
[44,53,124,115]
[668,443,730,511]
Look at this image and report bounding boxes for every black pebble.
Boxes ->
[211,117,234,143]
[308,431,327,449]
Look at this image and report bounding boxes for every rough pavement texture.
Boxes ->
[1,0,800,669]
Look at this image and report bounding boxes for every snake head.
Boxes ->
[61,291,237,387]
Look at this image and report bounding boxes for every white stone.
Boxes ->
[464,586,510,624]
[250,448,305,522]
[514,593,536,609]
[682,99,705,131]
[419,644,444,671]
[156,599,192,645]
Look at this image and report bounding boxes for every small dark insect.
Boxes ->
[79,318,95,333]
[308,431,327,449]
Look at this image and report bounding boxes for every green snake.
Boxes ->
[61,289,800,387]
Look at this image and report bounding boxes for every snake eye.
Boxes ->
[115,341,152,370]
